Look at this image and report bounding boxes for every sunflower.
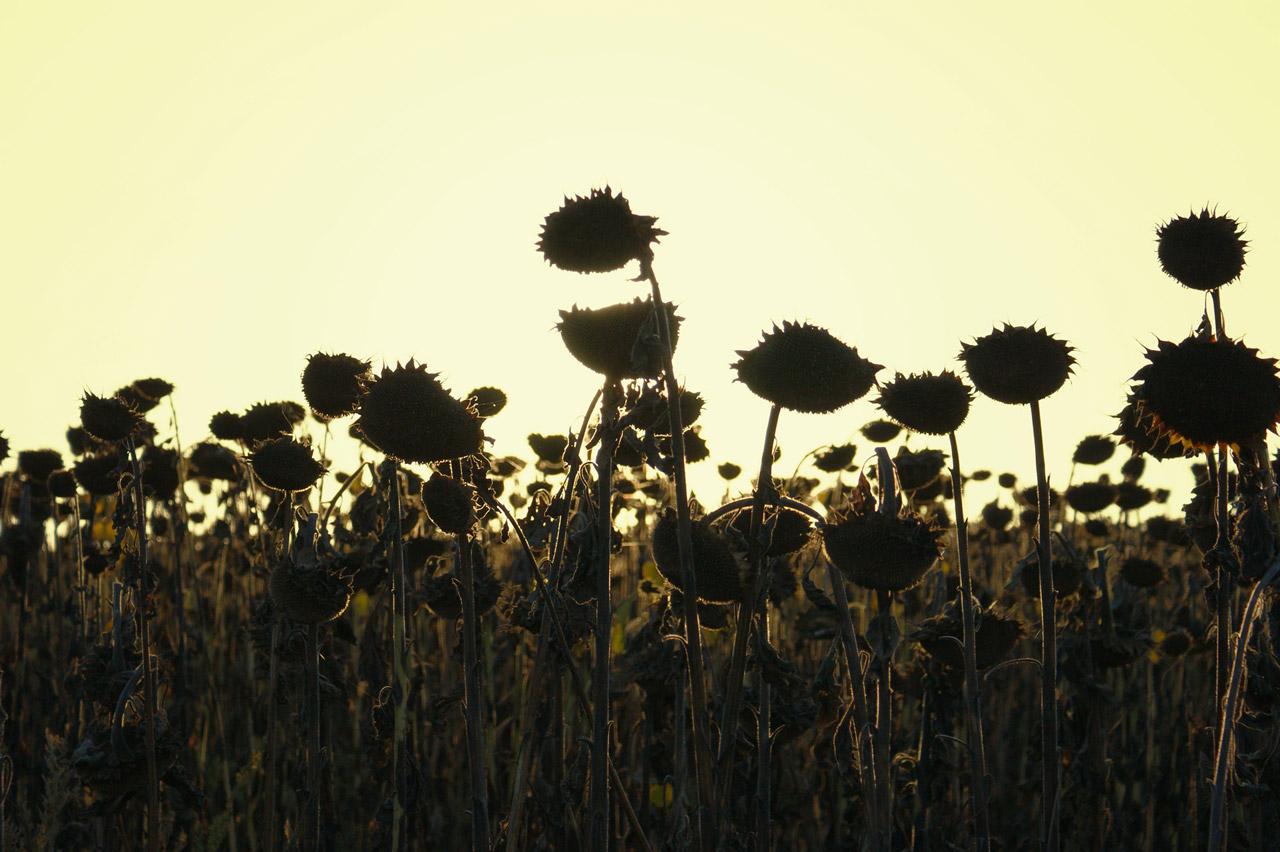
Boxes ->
[249,437,326,493]
[356,361,484,464]
[301,352,372,421]
[651,508,742,604]
[733,321,881,414]
[959,324,1075,405]
[822,504,944,593]
[556,299,680,379]
[876,371,972,435]
[1125,334,1280,453]
[537,186,666,274]
[1071,435,1116,466]
[1156,208,1247,291]
[79,392,142,443]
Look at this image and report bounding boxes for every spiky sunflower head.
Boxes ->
[651,508,742,604]
[302,352,372,421]
[356,361,484,465]
[557,298,680,379]
[249,437,326,493]
[1072,435,1116,466]
[79,392,142,443]
[876,370,972,436]
[209,411,245,442]
[733,321,881,414]
[1124,334,1280,453]
[822,504,944,593]
[1113,400,1191,460]
[959,323,1075,405]
[1156,208,1247,291]
[421,472,477,536]
[537,186,666,274]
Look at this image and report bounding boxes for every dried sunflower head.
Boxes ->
[250,437,326,493]
[79,392,142,443]
[187,442,241,482]
[813,443,857,473]
[822,504,944,593]
[527,433,568,466]
[1156,208,1247,291]
[718,462,741,481]
[651,508,743,604]
[860,419,901,443]
[18,449,64,484]
[240,401,306,446]
[465,387,508,418]
[302,352,372,421]
[74,452,123,496]
[1072,435,1116,466]
[557,298,680,379]
[1064,480,1117,515]
[876,371,972,435]
[209,411,245,442]
[0,431,8,464]
[1124,334,1280,453]
[537,186,666,274]
[356,360,484,464]
[734,321,881,414]
[421,472,477,536]
[269,560,352,624]
[959,323,1075,405]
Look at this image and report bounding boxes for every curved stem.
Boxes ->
[1029,401,1059,852]
[948,431,991,852]
[642,258,716,850]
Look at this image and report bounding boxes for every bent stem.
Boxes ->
[642,257,716,851]
[1029,400,1060,852]
[948,431,991,852]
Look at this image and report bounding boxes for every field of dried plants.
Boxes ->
[1,194,1277,852]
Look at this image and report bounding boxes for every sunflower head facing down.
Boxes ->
[537,187,666,274]
[1156,208,1248,292]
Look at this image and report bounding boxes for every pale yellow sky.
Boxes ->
[3,2,1278,507]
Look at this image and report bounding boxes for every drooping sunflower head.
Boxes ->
[733,321,881,414]
[356,360,484,464]
[1071,434,1116,466]
[556,298,680,379]
[269,561,352,624]
[249,437,326,493]
[79,392,142,443]
[301,352,372,421]
[651,508,743,604]
[813,443,857,473]
[959,323,1075,405]
[1124,334,1280,454]
[240,401,307,446]
[822,503,945,593]
[876,370,973,436]
[537,186,666,274]
[465,387,508,418]
[1156,208,1247,291]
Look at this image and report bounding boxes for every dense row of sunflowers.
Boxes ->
[0,193,1277,852]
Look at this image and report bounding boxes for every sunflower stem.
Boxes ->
[948,431,991,852]
[1029,400,1060,852]
[642,257,716,852]
[127,436,162,852]
[387,461,409,852]
[717,403,781,809]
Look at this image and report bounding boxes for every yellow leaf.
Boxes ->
[648,782,674,808]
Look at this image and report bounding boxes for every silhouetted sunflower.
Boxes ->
[1064,480,1116,515]
[1156,208,1247,291]
[727,506,813,557]
[734,321,881,413]
[718,462,741,481]
[422,472,477,535]
[860,419,901,443]
[0,432,8,464]
[187,442,241,482]
[1119,556,1165,589]
[527,433,568,466]
[813,443,857,473]
[557,299,680,379]
[537,186,666,273]
[47,470,78,499]
[302,352,372,420]
[466,387,508,418]
[981,501,1013,531]
[652,509,742,604]
[914,608,1025,670]
[357,361,484,464]
[250,437,326,493]
[1072,435,1116,466]
[959,324,1075,405]
[209,411,244,442]
[141,446,181,497]
[1114,481,1152,512]
[74,453,123,496]
[240,401,307,445]
[1126,335,1280,452]
[79,392,142,443]
[876,371,972,435]
[822,505,944,593]
[1114,400,1191,460]
[18,449,63,484]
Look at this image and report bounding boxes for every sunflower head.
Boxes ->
[356,360,484,464]
[651,509,742,604]
[73,452,123,496]
[959,324,1075,405]
[1072,435,1116,466]
[302,352,372,421]
[813,443,857,473]
[269,561,352,624]
[537,186,666,274]
[860,419,902,443]
[557,298,680,379]
[209,411,245,442]
[876,370,972,435]
[1124,334,1280,453]
[1156,208,1247,291]
[240,401,307,446]
[18,449,64,484]
[733,321,881,413]
[1064,480,1117,515]
[718,462,741,481]
[249,437,326,493]
[465,387,508,418]
[822,504,944,593]
[79,392,142,443]
[421,471,477,536]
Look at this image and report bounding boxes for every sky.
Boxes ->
[3,2,1279,513]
